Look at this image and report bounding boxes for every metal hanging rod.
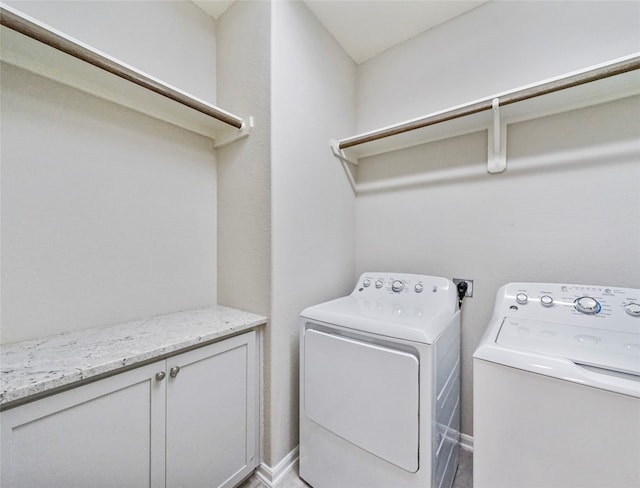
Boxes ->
[0,4,244,130]
[338,54,640,151]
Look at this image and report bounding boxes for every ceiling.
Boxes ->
[192,1,234,20]
[193,1,487,64]
[303,1,486,63]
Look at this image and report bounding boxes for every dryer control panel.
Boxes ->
[497,282,640,333]
[356,272,450,297]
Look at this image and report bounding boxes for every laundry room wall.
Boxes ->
[353,1,640,438]
[269,0,356,467]
[215,0,273,464]
[216,0,271,318]
[1,1,219,343]
[2,0,217,101]
[356,0,640,132]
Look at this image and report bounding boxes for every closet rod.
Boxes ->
[339,55,640,150]
[0,5,244,129]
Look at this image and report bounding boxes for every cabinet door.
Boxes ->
[0,362,166,488]
[165,332,258,488]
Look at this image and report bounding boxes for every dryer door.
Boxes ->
[303,328,419,472]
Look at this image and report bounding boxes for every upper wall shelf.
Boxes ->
[331,53,640,176]
[0,3,251,146]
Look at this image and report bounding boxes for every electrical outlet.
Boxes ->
[453,278,473,297]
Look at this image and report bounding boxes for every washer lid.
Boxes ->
[497,318,640,376]
[300,295,455,344]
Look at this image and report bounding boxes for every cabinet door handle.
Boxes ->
[169,366,181,378]
[155,371,166,381]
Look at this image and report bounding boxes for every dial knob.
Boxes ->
[363,279,371,287]
[392,280,404,293]
[375,279,383,289]
[414,283,424,293]
[574,296,601,314]
[516,293,528,305]
[540,295,554,307]
[625,303,640,317]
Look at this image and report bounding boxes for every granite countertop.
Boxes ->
[0,305,267,408]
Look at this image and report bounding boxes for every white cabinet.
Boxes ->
[165,332,259,488]
[1,331,259,488]
[0,362,165,487]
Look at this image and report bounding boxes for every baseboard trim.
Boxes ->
[460,433,474,452]
[255,446,299,487]
[255,436,469,486]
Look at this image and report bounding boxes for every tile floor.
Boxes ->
[239,449,473,488]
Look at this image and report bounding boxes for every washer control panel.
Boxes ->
[498,282,640,331]
[356,272,451,297]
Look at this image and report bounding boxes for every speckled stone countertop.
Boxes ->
[0,305,267,408]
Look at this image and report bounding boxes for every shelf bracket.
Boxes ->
[213,115,254,149]
[330,139,358,166]
[487,98,507,173]
[330,139,358,192]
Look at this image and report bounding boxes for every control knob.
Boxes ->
[414,283,424,293]
[540,295,554,307]
[363,279,371,288]
[625,303,640,317]
[515,293,528,305]
[375,279,383,289]
[392,280,404,293]
[574,296,601,315]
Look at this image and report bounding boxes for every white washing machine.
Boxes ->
[474,282,640,488]
[299,272,461,488]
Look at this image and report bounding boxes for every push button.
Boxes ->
[625,303,640,317]
[540,295,554,307]
[392,280,404,293]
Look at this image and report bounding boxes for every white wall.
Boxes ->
[270,0,356,465]
[5,0,217,102]
[354,1,640,437]
[216,0,271,317]
[357,0,640,132]
[1,1,219,343]
[215,0,273,465]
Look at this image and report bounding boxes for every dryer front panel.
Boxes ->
[303,328,419,472]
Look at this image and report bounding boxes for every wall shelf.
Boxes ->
[0,3,251,146]
[332,53,640,179]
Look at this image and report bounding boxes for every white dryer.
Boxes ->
[474,282,640,488]
[299,272,461,488]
